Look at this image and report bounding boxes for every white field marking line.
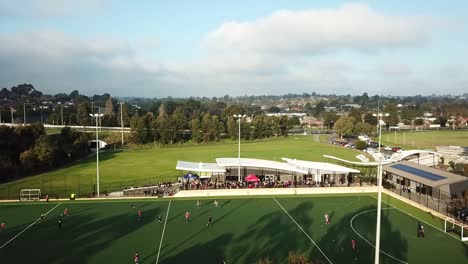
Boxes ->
[367,194,467,243]
[350,208,408,264]
[0,203,62,249]
[156,200,172,264]
[273,197,333,264]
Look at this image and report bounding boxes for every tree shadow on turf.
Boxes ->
[228,200,318,263]
[317,205,408,264]
[0,202,164,264]
[160,200,315,263]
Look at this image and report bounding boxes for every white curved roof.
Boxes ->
[393,150,442,161]
[215,158,309,174]
[282,158,360,174]
[323,155,393,166]
[176,161,226,173]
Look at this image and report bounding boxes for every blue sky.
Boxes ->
[0,0,467,97]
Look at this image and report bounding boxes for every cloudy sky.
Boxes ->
[0,0,467,97]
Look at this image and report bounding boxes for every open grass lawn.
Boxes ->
[0,136,362,198]
[379,130,468,150]
[0,193,467,264]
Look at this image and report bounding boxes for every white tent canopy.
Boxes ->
[176,161,226,173]
[215,158,309,174]
[282,158,360,174]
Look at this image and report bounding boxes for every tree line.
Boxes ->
[129,104,295,145]
[0,124,91,182]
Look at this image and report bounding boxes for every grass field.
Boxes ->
[0,136,362,198]
[0,193,467,264]
[379,130,468,150]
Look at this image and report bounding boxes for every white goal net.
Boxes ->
[444,217,468,241]
[20,189,41,201]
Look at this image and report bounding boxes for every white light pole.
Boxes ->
[233,114,246,182]
[90,113,104,197]
[372,111,389,264]
[10,107,15,124]
[23,102,35,125]
[119,102,125,146]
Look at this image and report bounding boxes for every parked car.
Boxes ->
[384,146,392,151]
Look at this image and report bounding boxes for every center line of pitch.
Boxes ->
[156,200,172,264]
[0,202,62,249]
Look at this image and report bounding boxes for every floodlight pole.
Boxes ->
[119,102,124,146]
[234,114,245,182]
[373,112,388,264]
[10,107,14,124]
[90,113,104,197]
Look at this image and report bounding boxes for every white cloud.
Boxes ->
[0,3,464,97]
[205,3,433,57]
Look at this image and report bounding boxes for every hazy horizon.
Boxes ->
[1,1,467,97]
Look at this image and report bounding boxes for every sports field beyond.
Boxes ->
[1,193,467,264]
[0,136,361,199]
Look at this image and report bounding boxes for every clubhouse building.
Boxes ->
[176,157,360,184]
[383,161,468,198]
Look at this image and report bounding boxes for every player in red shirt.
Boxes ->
[185,212,190,223]
[351,239,356,251]
[1,221,6,231]
[134,251,140,264]
[138,210,142,221]
[64,208,69,216]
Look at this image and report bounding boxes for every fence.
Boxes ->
[384,182,468,224]
[0,175,174,200]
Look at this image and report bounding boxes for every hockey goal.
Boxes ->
[444,217,468,241]
[20,189,41,201]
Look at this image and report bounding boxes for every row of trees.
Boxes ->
[129,105,295,145]
[0,124,91,181]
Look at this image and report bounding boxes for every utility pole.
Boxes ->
[10,107,14,124]
[119,102,124,146]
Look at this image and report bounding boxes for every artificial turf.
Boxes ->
[1,194,467,264]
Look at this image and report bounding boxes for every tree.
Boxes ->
[348,108,362,124]
[20,149,37,171]
[119,103,130,127]
[104,96,114,116]
[77,102,91,126]
[227,117,237,139]
[313,102,325,117]
[211,115,223,141]
[353,122,375,136]
[268,106,281,113]
[289,116,301,128]
[355,140,368,150]
[334,117,354,139]
[130,113,145,144]
[34,135,58,168]
[279,116,289,136]
[364,113,377,126]
[190,117,202,143]
[383,103,399,127]
[414,119,424,126]
[323,112,339,129]
[201,112,213,142]
[435,116,448,127]
[158,115,174,145]
[171,107,186,143]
